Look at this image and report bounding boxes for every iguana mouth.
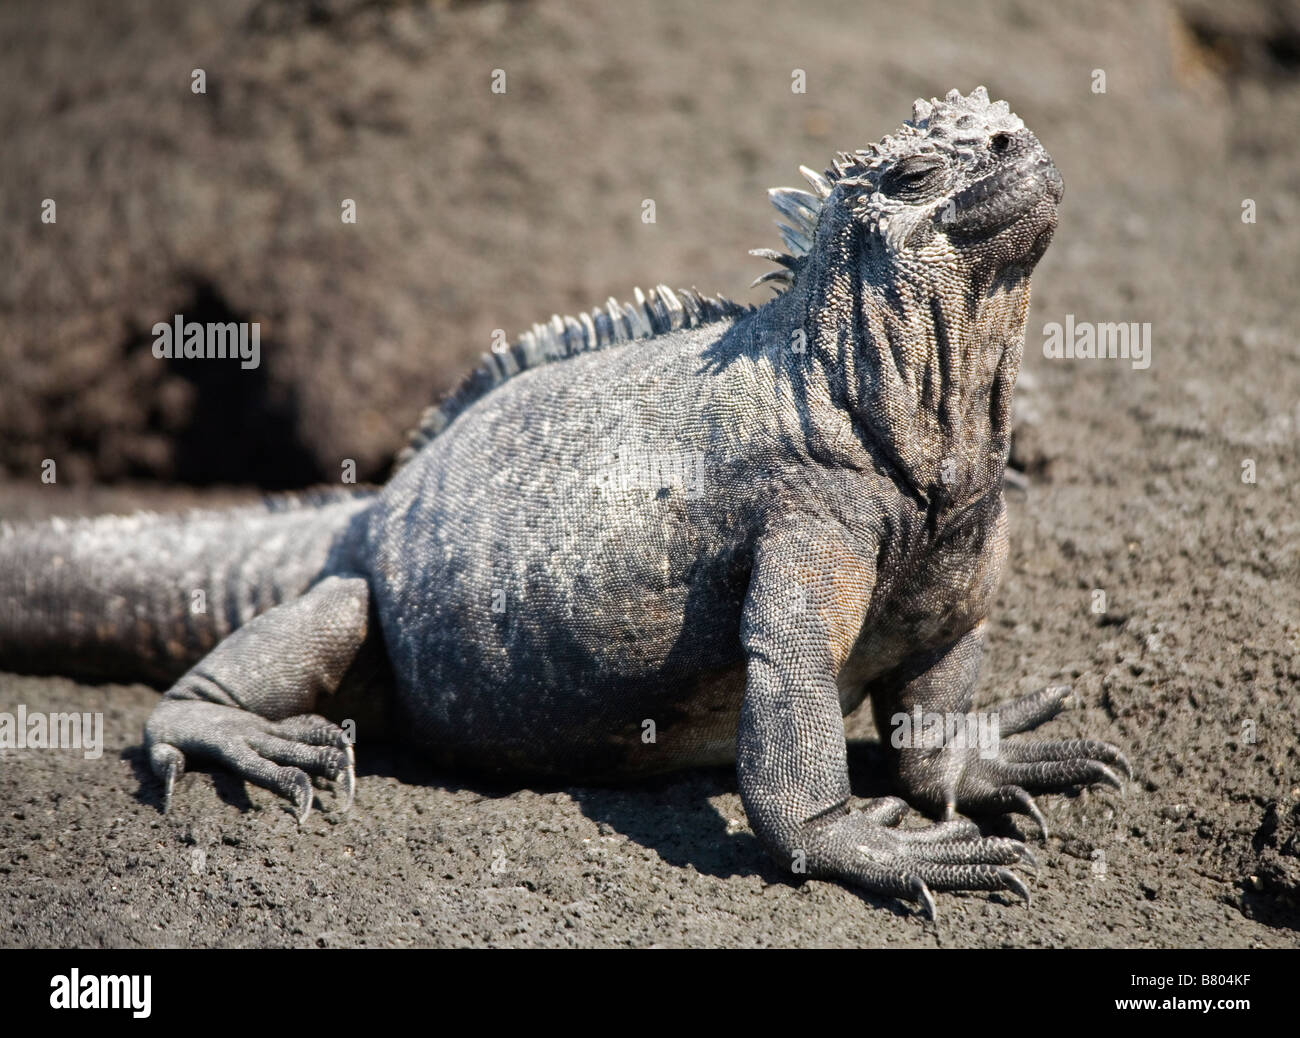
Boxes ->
[944,154,1062,239]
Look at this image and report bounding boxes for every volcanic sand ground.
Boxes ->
[1,0,1297,946]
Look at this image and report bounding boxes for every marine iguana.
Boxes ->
[0,87,1128,918]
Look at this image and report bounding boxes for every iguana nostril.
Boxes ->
[991,132,1011,154]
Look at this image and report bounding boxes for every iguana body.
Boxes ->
[0,88,1127,916]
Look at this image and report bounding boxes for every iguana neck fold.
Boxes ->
[771,201,1027,514]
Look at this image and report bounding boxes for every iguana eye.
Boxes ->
[879,155,944,199]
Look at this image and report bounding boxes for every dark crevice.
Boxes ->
[243,0,518,35]
[1179,3,1300,82]
[119,275,326,489]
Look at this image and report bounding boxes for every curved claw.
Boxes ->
[1093,763,1125,794]
[291,772,314,824]
[999,867,1031,906]
[911,876,937,921]
[337,745,357,812]
[149,743,185,814]
[1007,785,1050,839]
[1016,844,1039,870]
[161,766,178,813]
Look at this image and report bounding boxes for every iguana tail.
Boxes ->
[0,490,375,684]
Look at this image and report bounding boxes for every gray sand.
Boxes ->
[1,0,1297,946]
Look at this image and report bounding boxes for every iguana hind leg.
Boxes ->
[873,624,1131,838]
[144,575,370,821]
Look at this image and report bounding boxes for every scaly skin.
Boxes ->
[0,88,1127,918]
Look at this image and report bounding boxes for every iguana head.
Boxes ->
[755,86,1061,292]
[753,87,1061,508]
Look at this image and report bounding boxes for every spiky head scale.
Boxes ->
[752,86,1052,290]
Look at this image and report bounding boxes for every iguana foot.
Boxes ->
[898,687,1131,838]
[141,575,369,820]
[801,796,1034,919]
[147,701,354,821]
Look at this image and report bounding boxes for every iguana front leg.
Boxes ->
[871,623,1131,837]
[144,575,369,820]
[737,526,1033,917]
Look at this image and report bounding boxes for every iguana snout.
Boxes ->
[943,133,1062,241]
